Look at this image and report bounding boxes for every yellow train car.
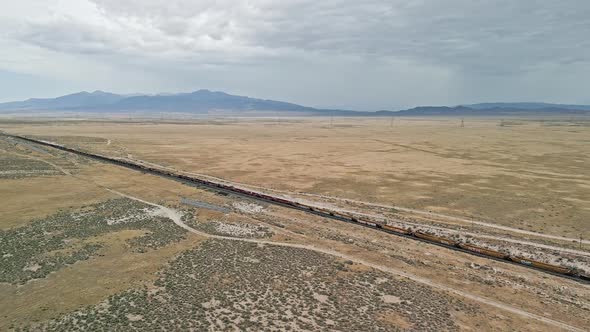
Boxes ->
[414,231,457,246]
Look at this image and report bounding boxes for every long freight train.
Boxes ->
[4,133,589,283]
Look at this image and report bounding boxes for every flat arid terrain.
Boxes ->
[1,117,589,331]
[3,117,589,236]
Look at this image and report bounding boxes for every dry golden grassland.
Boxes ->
[3,117,588,237]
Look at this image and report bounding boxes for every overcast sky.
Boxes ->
[1,0,589,110]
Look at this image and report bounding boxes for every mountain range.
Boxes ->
[1,90,589,116]
[0,90,321,113]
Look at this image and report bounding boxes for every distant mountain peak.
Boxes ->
[191,89,230,96]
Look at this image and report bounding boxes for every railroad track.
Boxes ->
[3,132,589,284]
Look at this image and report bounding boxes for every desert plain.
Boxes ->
[1,116,589,331]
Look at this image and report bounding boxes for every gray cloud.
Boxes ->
[1,0,589,109]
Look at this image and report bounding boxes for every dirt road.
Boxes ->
[109,188,586,332]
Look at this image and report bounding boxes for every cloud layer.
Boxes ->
[1,0,589,109]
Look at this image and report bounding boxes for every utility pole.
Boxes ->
[330,111,334,128]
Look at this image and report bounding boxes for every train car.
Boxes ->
[269,197,294,206]
[354,217,378,227]
[336,212,356,221]
[315,207,337,216]
[292,202,312,210]
[457,243,508,259]
[233,188,251,195]
[508,256,534,266]
[261,194,276,201]
[40,140,64,148]
[529,259,573,276]
[382,224,410,235]
[314,208,342,219]
[353,216,381,228]
[509,256,572,275]
[315,207,334,214]
[414,231,457,246]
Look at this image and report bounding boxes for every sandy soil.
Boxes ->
[2,117,588,238]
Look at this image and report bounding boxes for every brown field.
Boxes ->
[3,117,589,237]
[1,117,589,331]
